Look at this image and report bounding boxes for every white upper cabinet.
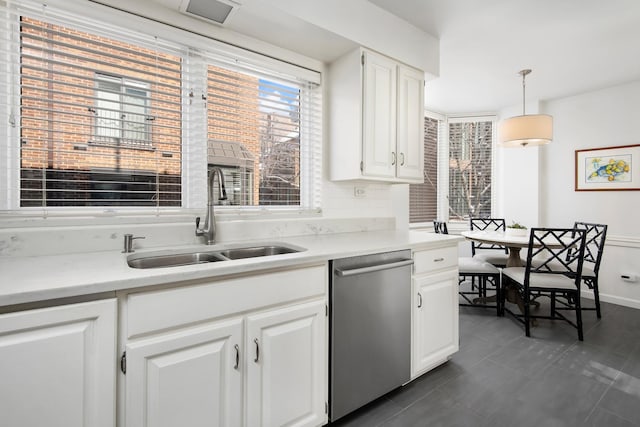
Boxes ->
[329,47,425,183]
[396,65,425,180]
[362,51,397,178]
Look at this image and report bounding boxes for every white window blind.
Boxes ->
[448,117,495,220]
[203,59,322,208]
[0,0,322,216]
[409,114,442,223]
[10,11,184,209]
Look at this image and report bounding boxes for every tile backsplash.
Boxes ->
[0,216,395,257]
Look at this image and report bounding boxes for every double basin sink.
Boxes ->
[127,243,304,269]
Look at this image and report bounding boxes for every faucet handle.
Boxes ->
[123,233,145,253]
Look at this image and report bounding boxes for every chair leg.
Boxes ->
[481,277,487,298]
[593,279,602,319]
[550,291,556,318]
[499,275,506,316]
[495,274,502,317]
[524,289,531,337]
[575,292,584,341]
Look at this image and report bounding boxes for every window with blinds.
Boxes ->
[409,115,440,223]
[17,16,182,207]
[206,65,318,207]
[0,1,322,214]
[448,118,494,220]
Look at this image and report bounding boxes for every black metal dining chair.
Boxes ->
[501,228,588,340]
[434,221,501,315]
[573,222,607,318]
[469,218,510,267]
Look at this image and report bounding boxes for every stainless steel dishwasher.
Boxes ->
[329,250,413,422]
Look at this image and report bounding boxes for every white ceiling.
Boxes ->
[368,0,640,114]
[138,0,640,114]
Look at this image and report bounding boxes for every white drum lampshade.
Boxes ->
[499,69,553,147]
[499,114,553,147]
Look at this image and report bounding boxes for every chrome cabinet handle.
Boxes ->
[391,152,396,165]
[254,338,260,363]
[418,292,423,308]
[234,344,240,370]
[400,152,405,166]
[434,257,444,262]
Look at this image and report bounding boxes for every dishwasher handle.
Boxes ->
[335,259,414,277]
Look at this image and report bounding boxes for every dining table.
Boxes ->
[461,230,532,268]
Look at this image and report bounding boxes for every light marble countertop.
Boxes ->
[0,229,462,308]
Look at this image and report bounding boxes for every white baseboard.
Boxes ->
[582,289,640,310]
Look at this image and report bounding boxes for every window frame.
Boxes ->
[410,112,497,230]
[408,110,445,227]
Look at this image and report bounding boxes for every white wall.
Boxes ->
[540,81,640,308]
[322,181,396,219]
[493,86,640,309]
[495,101,543,228]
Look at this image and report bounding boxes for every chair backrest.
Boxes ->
[469,218,508,255]
[433,221,449,234]
[524,228,587,287]
[573,222,607,277]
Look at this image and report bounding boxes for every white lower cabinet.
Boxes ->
[411,247,459,378]
[125,317,243,427]
[246,300,326,427]
[0,299,117,427]
[121,264,328,427]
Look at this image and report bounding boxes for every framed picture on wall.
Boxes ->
[575,144,640,191]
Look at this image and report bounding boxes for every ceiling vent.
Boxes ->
[179,0,242,25]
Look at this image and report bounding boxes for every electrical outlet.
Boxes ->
[621,273,639,283]
[354,186,366,198]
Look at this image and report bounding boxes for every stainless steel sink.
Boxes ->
[127,251,228,269]
[218,245,300,260]
[127,243,304,268]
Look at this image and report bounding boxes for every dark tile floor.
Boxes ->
[328,297,640,427]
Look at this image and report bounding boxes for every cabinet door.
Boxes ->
[125,317,242,427]
[0,299,116,427]
[246,299,326,427]
[396,65,425,181]
[362,50,397,178]
[412,269,459,377]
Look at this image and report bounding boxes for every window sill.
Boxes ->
[0,206,322,229]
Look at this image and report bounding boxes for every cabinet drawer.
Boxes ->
[413,246,458,275]
[125,264,326,339]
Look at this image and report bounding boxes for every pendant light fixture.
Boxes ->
[499,69,553,147]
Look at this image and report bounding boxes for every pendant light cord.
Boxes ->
[519,69,531,115]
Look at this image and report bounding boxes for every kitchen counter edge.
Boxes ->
[0,230,463,308]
